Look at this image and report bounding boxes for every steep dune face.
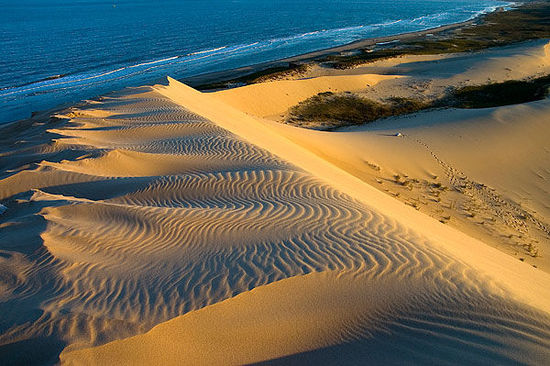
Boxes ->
[387,39,550,83]
[317,39,550,83]
[1,80,550,365]
[442,39,550,84]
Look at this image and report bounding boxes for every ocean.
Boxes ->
[0,0,513,124]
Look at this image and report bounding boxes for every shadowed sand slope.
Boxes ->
[1,81,550,365]
[62,271,550,365]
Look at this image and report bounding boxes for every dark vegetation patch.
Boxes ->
[449,75,550,108]
[286,92,430,130]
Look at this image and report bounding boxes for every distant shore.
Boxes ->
[186,2,541,89]
[0,17,484,130]
[184,19,477,87]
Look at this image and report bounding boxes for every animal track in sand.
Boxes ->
[404,135,550,261]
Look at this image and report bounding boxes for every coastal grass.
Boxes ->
[450,75,550,108]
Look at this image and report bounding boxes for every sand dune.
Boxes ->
[158,77,550,306]
[208,40,550,270]
[364,38,550,81]
[1,42,550,365]
[270,39,550,106]
[214,74,397,118]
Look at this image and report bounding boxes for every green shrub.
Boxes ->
[452,75,550,108]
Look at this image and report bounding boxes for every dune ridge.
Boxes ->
[157,77,550,312]
[0,52,549,364]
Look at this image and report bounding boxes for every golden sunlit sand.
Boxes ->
[1,39,550,365]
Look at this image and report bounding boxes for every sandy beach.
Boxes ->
[2,3,550,364]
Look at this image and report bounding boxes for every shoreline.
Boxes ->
[1,2,522,127]
[183,18,479,88]
[184,2,526,88]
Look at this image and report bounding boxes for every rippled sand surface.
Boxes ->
[1,82,550,365]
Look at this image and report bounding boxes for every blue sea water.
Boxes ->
[0,0,513,124]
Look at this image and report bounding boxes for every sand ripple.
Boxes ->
[1,86,549,365]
